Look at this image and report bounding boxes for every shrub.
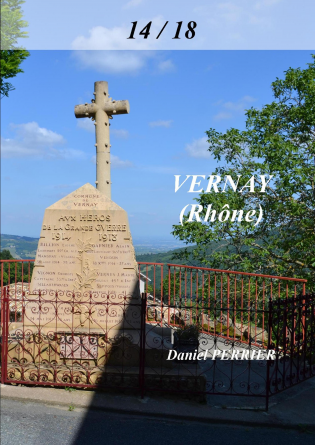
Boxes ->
[175,324,200,340]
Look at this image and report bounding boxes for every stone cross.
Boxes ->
[74,81,130,199]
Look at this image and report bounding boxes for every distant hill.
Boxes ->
[0,234,197,261]
[136,241,227,283]
[1,234,39,259]
[136,245,197,284]
[137,245,196,265]
[0,233,225,285]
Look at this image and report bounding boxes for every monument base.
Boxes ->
[28,183,140,332]
[4,356,206,399]
[8,323,173,368]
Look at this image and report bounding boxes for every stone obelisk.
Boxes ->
[10,81,171,377]
[27,82,140,334]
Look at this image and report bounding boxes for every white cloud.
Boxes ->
[216,2,244,24]
[73,50,152,74]
[140,165,176,174]
[73,50,176,75]
[111,154,133,168]
[255,0,282,10]
[185,136,211,159]
[78,121,129,139]
[198,0,283,25]
[224,95,256,111]
[111,129,129,139]
[122,0,144,10]
[77,119,94,132]
[71,20,175,73]
[158,59,175,72]
[149,120,172,128]
[1,122,85,159]
[73,25,130,51]
[214,112,233,120]
[214,95,256,120]
[72,23,153,70]
[52,148,85,160]
[72,23,161,51]
[13,122,65,145]
[192,0,286,46]
[91,154,133,169]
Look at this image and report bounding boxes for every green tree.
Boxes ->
[162,274,181,304]
[1,0,29,98]
[2,271,9,285]
[0,249,34,283]
[0,249,13,260]
[172,56,315,290]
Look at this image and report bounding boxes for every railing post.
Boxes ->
[139,292,147,399]
[1,262,3,329]
[1,287,8,384]
[168,266,171,325]
[265,297,273,411]
[227,273,230,339]
[302,283,306,343]
[160,264,163,328]
[311,295,315,377]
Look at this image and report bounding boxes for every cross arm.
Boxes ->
[74,100,130,119]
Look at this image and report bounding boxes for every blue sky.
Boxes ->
[1,51,314,240]
[14,0,315,50]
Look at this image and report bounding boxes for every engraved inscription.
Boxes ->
[28,184,139,330]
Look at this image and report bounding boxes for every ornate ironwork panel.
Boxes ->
[267,293,315,398]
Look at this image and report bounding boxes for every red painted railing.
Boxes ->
[0,259,312,408]
[138,262,307,347]
[1,259,308,348]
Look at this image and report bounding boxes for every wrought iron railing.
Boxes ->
[138,262,307,347]
[1,260,308,347]
[0,259,312,410]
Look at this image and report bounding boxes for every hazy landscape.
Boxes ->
[0,233,190,261]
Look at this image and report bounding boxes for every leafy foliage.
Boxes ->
[0,234,38,259]
[1,0,29,97]
[1,0,28,48]
[1,49,29,97]
[0,249,34,284]
[175,323,200,340]
[172,56,315,290]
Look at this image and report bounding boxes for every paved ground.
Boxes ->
[197,334,268,406]
[1,398,314,445]
[1,375,315,433]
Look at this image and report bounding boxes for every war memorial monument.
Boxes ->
[3,77,191,392]
[28,81,140,339]
[6,81,205,393]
